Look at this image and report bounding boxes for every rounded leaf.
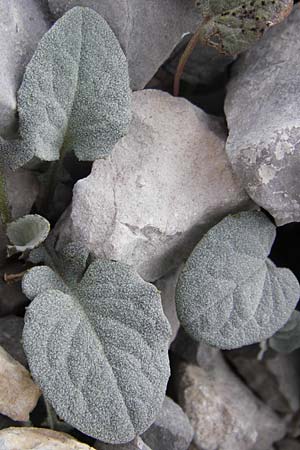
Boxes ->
[196,0,293,55]
[269,310,300,353]
[176,211,300,349]
[22,259,171,443]
[7,214,50,256]
[3,7,131,169]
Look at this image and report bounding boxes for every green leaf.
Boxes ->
[1,7,131,169]
[22,243,171,443]
[195,0,293,55]
[7,214,50,257]
[269,310,300,353]
[175,211,300,349]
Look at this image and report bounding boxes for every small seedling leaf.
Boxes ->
[7,214,50,257]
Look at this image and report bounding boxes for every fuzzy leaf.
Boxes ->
[195,0,293,55]
[269,310,300,353]
[1,7,131,169]
[175,211,300,349]
[7,214,50,257]
[22,243,171,443]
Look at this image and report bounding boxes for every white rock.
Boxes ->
[0,427,95,449]
[48,0,200,90]
[0,0,50,136]
[0,346,40,421]
[55,90,251,281]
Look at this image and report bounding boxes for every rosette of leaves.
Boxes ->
[22,242,171,443]
[0,6,131,169]
[6,214,50,257]
[174,0,293,95]
[175,211,300,349]
[269,311,300,353]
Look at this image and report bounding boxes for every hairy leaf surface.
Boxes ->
[7,214,50,256]
[195,0,293,55]
[22,243,171,443]
[1,7,131,169]
[269,310,300,353]
[176,211,299,349]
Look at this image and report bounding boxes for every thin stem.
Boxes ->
[173,23,205,97]
[0,164,11,225]
[4,270,27,283]
[44,398,56,430]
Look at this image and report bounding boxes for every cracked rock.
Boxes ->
[0,427,95,449]
[0,346,40,421]
[48,0,200,90]
[225,5,300,225]
[54,90,250,281]
[175,353,286,450]
[0,0,50,137]
[141,396,193,450]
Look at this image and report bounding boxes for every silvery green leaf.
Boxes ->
[1,7,131,169]
[195,0,293,55]
[22,243,171,443]
[269,310,300,353]
[7,214,50,257]
[175,211,300,349]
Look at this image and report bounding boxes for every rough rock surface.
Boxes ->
[276,439,300,450]
[176,355,286,450]
[0,427,95,449]
[225,6,300,225]
[0,0,50,136]
[48,0,200,90]
[54,90,250,281]
[225,346,300,414]
[0,346,40,421]
[95,437,151,450]
[0,316,26,366]
[155,267,181,343]
[142,396,193,450]
[6,169,39,219]
[0,168,39,265]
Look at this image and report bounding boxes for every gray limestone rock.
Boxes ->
[225,346,300,415]
[0,169,39,266]
[142,396,194,450]
[54,90,251,281]
[0,0,50,137]
[176,355,286,450]
[47,0,200,90]
[155,267,182,343]
[225,6,300,225]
